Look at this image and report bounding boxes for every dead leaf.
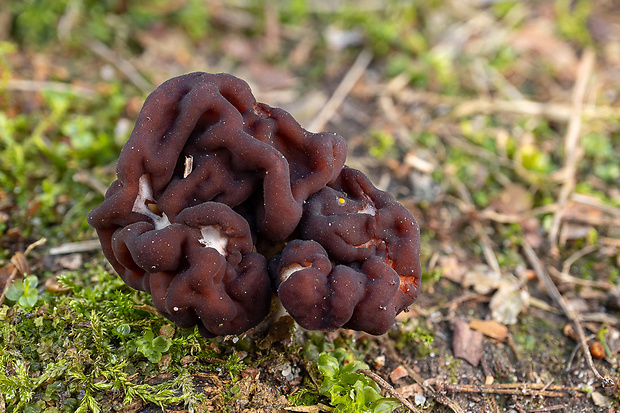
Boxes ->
[490,183,532,215]
[469,319,509,341]
[453,319,484,366]
[56,253,82,270]
[489,284,530,325]
[389,365,409,383]
[158,353,171,370]
[396,383,423,398]
[438,255,467,284]
[159,324,175,339]
[591,391,612,408]
[462,265,503,294]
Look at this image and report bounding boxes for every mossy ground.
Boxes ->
[1,1,619,412]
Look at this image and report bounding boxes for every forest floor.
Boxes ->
[1,1,620,412]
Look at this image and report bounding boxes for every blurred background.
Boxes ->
[1,0,620,411]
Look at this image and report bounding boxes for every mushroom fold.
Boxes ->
[88,72,421,337]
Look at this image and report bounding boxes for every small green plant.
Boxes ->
[5,275,39,309]
[368,129,396,159]
[135,330,172,363]
[317,349,401,413]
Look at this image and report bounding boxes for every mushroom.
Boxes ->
[270,167,422,335]
[88,72,421,337]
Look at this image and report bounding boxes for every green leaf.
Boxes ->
[152,336,171,353]
[317,353,339,378]
[116,324,131,336]
[146,351,162,363]
[20,293,38,308]
[372,399,401,413]
[4,283,24,301]
[142,330,154,342]
[23,275,39,290]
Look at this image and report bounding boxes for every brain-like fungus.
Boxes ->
[271,167,421,335]
[88,72,421,337]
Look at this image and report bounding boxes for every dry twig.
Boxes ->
[49,239,102,255]
[522,240,614,387]
[388,89,620,123]
[308,48,372,132]
[434,381,586,398]
[548,48,596,251]
[359,369,420,413]
[527,405,568,412]
[86,38,152,94]
[381,338,465,413]
[1,79,96,97]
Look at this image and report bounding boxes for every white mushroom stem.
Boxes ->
[279,263,310,283]
[183,155,193,178]
[357,194,376,216]
[198,225,228,256]
[132,174,171,230]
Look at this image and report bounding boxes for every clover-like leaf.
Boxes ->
[152,335,171,353]
[4,282,24,302]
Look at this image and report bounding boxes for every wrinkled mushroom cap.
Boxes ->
[88,72,421,337]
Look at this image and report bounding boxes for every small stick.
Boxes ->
[49,239,102,255]
[359,369,421,413]
[435,382,582,398]
[548,48,596,250]
[561,244,599,275]
[571,193,620,218]
[549,267,613,290]
[264,1,281,57]
[308,48,372,132]
[86,38,152,94]
[1,79,96,97]
[528,405,568,412]
[381,338,465,413]
[522,240,614,387]
[390,88,620,122]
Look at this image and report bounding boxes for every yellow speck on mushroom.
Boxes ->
[337,197,346,205]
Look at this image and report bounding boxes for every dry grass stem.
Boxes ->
[359,369,421,413]
[528,405,568,412]
[389,90,620,122]
[382,338,465,413]
[1,79,96,97]
[73,171,110,196]
[571,193,620,218]
[548,267,613,290]
[522,240,613,387]
[308,48,372,132]
[548,48,596,250]
[561,244,599,275]
[86,38,152,94]
[49,239,102,255]
[264,1,281,56]
[434,381,586,398]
